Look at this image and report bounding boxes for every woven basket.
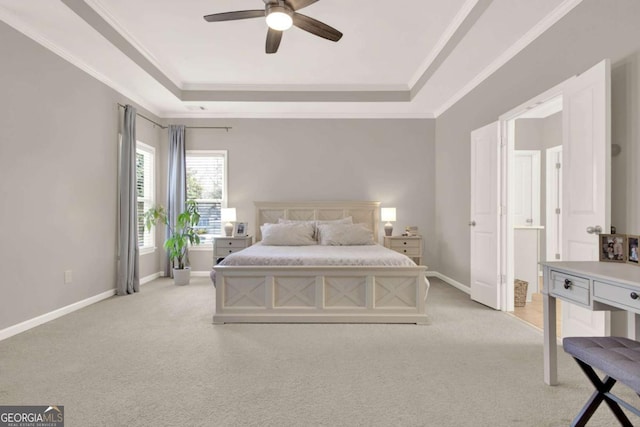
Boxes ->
[514,279,528,307]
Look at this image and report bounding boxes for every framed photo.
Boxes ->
[599,234,627,262]
[627,235,639,265]
[234,222,248,237]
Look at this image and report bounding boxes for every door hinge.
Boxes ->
[555,253,561,260]
[555,208,561,214]
[499,274,506,284]
[556,162,561,169]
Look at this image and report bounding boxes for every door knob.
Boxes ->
[586,225,603,235]
[469,221,476,227]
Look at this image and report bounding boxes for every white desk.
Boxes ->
[542,261,640,385]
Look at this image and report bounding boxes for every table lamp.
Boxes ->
[221,208,236,237]
[381,207,396,237]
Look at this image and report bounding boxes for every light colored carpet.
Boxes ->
[0,277,637,426]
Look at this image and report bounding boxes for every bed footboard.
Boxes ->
[213,265,429,324]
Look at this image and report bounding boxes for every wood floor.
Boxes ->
[513,292,562,337]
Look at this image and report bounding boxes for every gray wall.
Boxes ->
[435,0,640,287]
[0,22,163,330]
[172,119,436,272]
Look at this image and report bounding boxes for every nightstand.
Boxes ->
[214,235,253,264]
[383,235,423,265]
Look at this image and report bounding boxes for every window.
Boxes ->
[136,142,155,253]
[186,150,228,247]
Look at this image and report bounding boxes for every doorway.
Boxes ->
[508,96,563,331]
[500,59,612,339]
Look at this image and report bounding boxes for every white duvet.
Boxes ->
[218,242,417,267]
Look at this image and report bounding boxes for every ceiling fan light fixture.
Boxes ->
[266,6,293,31]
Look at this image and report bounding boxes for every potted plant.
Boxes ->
[144,200,201,285]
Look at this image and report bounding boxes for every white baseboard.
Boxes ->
[426,271,470,295]
[191,271,211,277]
[0,288,116,342]
[1,272,165,342]
[140,271,163,285]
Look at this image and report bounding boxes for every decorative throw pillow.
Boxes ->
[260,222,316,246]
[317,223,375,246]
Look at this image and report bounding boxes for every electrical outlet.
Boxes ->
[64,270,72,284]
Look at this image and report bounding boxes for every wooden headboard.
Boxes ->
[254,201,381,242]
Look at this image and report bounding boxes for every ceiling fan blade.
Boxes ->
[203,10,264,22]
[266,28,283,54]
[284,0,319,11]
[292,13,342,42]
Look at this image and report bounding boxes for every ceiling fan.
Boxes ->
[203,0,343,54]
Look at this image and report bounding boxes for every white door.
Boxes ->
[513,150,541,226]
[562,59,611,337]
[470,122,501,309]
[545,146,562,262]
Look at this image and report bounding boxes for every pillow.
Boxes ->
[260,222,316,246]
[317,223,375,246]
[279,217,353,241]
[316,217,353,226]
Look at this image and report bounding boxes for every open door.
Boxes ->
[561,59,611,337]
[470,122,501,309]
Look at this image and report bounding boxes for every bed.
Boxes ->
[212,201,430,324]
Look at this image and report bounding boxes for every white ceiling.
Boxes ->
[0,0,582,118]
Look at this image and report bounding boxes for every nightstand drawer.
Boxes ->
[550,270,590,306]
[216,238,248,248]
[215,247,245,257]
[389,240,421,250]
[395,248,421,257]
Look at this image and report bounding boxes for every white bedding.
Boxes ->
[217,242,416,267]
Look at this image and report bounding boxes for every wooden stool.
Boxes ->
[563,336,640,426]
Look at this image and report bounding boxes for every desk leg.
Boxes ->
[543,292,558,386]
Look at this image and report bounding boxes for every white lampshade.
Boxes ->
[221,208,236,237]
[381,208,396,222]
[221,208,237,223]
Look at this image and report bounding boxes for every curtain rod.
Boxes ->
[117,103,231,131]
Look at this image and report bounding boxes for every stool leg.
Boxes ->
[573,358,633,427]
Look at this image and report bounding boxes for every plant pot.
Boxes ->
[173,267,191,286]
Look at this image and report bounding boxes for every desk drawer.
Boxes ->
[550,271,590,306]
[593,281,640,313]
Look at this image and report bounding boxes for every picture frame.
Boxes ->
[599,234,627,262]
[627,235,639,265]
[234,222,248,237]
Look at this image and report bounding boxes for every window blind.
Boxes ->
[186,151,227,246]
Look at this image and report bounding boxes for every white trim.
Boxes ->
[0,8,162,117]
[139,247,156,255]
[408,0,481,87]
[426,271,470,295]
[189,246,213,252]
[84,0,183,89]
[140,271,163,284]
[0,272,164,341]
[0,289,115,341]
[163,111,435,120]
[434,0,584,117]
[191,271,211,277]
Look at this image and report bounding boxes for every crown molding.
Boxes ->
[0,6,162,117]
[434,0,584,117]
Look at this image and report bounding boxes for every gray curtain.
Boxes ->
[116,105,140,295]
[166,125,186,275]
